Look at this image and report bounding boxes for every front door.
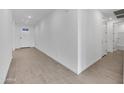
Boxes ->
[19,27,34,48]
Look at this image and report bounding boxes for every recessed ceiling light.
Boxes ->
[28,16,32,19]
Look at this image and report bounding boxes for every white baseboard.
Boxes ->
[35,46,78,75]
[77,56,102,75]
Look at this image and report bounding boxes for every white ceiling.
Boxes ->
[100,9,124,23]
[12,9,122,26]
[12,9,55,26]
[99,9,117,19]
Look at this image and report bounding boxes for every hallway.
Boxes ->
[1,9,124,84]
[5,48,123,84]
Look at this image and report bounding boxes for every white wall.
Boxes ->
[12,21,16,51]
[106,21,114,52]
[78,10,104,74]
[14,25,35,48]
[117,23,124,50]
[34,10,78,73]
[34,9,107,74]
[77,10,87,74]
[0,10,13,83]
[34,9,111,74]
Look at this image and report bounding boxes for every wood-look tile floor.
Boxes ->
[5,48,123,84]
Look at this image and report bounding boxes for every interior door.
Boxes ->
[102,22,108,56]
[118,32,124,50]
[19,27,34,48]
[113,23,119,51]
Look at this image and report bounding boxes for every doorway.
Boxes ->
[16,26,35,48]
[102,21,108,56]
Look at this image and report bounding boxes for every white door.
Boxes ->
[102,22,108,56]
[118,32,124,50]
[113,23,119,51]
[19,27,34,48]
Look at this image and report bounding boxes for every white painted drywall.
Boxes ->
[118,23,124,32]
[14,25,35,48]
[117,23,124,50]
[34,9,109,74]
[34,10,78,74]
[0,10,13,83]
[12,21,16,51]
[78,10,104,74]
[77,10,87,74]
[106,21,114,52]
